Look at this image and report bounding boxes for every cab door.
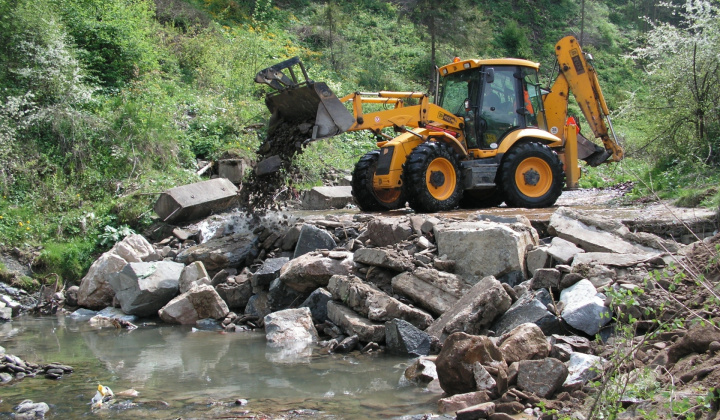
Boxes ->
[477,66,523,148]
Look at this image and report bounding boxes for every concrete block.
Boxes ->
[154,178,238,223]
[302,186,354,210]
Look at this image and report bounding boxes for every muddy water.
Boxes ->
[0,316,440,419]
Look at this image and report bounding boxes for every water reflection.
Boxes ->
[1,315,441,419]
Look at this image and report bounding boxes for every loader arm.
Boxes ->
[544,36,624,163]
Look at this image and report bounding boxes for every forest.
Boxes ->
[0,0,718,286]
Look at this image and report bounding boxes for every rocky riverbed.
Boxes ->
[1,193,719,419]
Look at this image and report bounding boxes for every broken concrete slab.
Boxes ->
[218,158,251,184]
[391,268,469,316]
[154,178,239,223]
[302,186,354,210]
[435,221,538,282]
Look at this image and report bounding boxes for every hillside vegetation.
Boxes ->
[0,0,718,286]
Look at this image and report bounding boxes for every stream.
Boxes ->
[0,315,441,419]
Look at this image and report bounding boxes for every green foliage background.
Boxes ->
[0,0,718,286]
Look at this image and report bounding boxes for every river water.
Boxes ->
[0,315,442,419]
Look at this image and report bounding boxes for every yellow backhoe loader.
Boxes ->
[255,36,623,212]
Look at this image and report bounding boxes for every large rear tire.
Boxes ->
[500,142,564,208]
[404,142,463,213]
[351,150,406,211]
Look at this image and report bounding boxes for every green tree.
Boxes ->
[628,0,720,165]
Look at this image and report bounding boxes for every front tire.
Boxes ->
[404,142,463,213]
[500,142,564,208]
[351,150,406,211]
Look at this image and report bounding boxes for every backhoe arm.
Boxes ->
[545,36,624,162]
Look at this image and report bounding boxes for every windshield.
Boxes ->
[438,70,481,116]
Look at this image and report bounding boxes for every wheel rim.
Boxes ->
[425,157,456,200]
[374,188,402,204]
[515,157,552,198]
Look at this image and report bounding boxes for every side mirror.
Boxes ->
[485,68,495,84]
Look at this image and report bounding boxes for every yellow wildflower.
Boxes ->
[19,221,23,227]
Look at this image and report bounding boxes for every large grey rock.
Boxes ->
[516,358,568,398]
[109,261,183,316]
[327,275,433,330]
[300,288,333,323]
[438,391,491,414]
[358,218,413,247]
[547,237,585,264]
[326,301,385,343]
[252,257,289,292]
[491,289,562,336]
[0,306,12,321]
[158,284,229,324]
[78,234,156,309]
[548,207,677,254]
[385,318,431,356]
[293,224,337,259]
[279,251,354,293]
[215,277,253,310]
[563,352,604,391]
[302,186,354,210]
[264,307,318,345]
[559,279,611,336]
[255,155,282,176]
[525,247,550,276]
[405,357,439,385]
[244,292,271,319]
[426,276,512,341]
[65,285,79,307]
[391,268,470,316]
[435,332,507,395]
[497,323,550,364]
[13,400,50,419]
[530,268,561,291]
[178,261,210,293]
[353,247,414,272]
[154,178,238,223]
[435,221,537,281]
[268,278,307,311]
[175,233,258,272]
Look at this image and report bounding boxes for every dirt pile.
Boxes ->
[238,120,314,211]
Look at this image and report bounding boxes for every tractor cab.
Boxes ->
[437,59,545,153]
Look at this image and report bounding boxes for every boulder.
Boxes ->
[405,357,438,385]
[491,289,561,336]
[244,292,271,319]
[525,247,550,276]
[264,307,318,345]
[279,251,354,293]
[268,278,307,311]
[358,218,413,247]
[353,247,414,272]
[562,352,604,392]
[293,224,337,259]
[548,207,676,255]
[154,178,239,223]
[559,280,611,336]
[426,276,512,341]
[516,358,568,398]
[159,284,229,324]
[78,234,157,309]
[497,323,550,364]
[457,402,495,420]
[385,318,431,356]
[13,400,50,420]
[391,268,470,316]
[109,261,183,317]
[175,233,259,272]
[437,391,491,414]
[302,186,354,210]
[326,301,385,343]
[65,285,79,307]
[252,257,289,292]
[436,332,507,395]
[547,237,585,264]
[530,268,561,291]
[327,275,433,329]
[218,158,250,184]
[299,288,333,323]
[178,261,210,293]
[435,221,537,281]
[215,277,253,310]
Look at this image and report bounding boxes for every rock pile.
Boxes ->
[9,205,717,418]
[0,346,74,383]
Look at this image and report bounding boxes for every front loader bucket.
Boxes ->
[257,57,355,140]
